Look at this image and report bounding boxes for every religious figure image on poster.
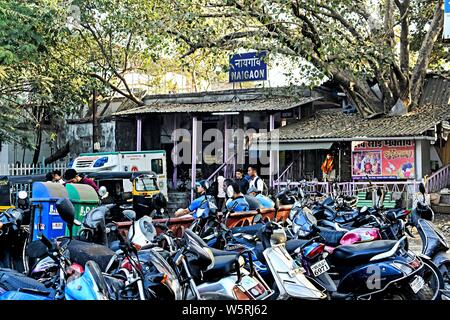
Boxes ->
[351,140,415,180]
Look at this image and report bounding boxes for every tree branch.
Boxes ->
[410,0,444,108]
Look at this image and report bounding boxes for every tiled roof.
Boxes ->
[263,104,450,141]
[113,96,321,115]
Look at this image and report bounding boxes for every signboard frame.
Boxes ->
[229,51,268,83]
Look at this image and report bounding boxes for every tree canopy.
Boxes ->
[159,0,448,118]
[0,0,448,160]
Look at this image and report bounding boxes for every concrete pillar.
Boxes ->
[224,115,229,178]
[269,113,278,188]
[191,116,198,201]
[172,115,177,190]
[136,116,142,151]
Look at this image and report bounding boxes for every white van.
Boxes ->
[70,151,167,196]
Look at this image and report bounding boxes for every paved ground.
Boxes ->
[409,213,450,253]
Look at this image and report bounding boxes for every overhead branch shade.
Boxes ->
[251,142,333,151]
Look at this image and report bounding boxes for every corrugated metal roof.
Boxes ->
[113,96,321,115]
[420,76,450,107]
[261,104,450,141]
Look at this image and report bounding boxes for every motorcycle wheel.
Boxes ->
[379,259,443,300]
[417,258,444,300]
[439,263,450,300]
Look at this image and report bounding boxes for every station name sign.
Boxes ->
[229,51,267,83]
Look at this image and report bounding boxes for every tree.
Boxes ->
[0,0,91,163]
[159,0,447,118]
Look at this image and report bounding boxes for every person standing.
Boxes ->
[247,165,265,194]
[234,168,249,195]
[321,153,335,182]
[216,172,226,212]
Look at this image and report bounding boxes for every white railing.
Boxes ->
[425,164,450,193]
[0,163,67,176]
[274,180,419,197]
[205,154,236,183]
[273,162,294,192]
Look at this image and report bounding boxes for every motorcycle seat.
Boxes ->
[203,254,239,282]
[317,227,347,247]
[231,224,262,236]
[254,239,308,264]
[209,247,240,257]
[68,240,115,271]
[330,240,397,266]
[0,268,54,296]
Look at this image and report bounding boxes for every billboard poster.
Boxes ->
[351,140,415,180]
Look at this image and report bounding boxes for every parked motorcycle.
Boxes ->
[291,207,444,300]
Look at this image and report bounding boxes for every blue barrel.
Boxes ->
[31,182,69,241]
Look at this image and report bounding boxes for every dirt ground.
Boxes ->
[409,213,450,253]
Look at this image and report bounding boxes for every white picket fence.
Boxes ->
[0,163,67,176]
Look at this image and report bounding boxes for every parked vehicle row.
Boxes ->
[0,179,448,300]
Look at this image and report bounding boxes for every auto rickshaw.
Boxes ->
[0,175,45,213]
[83,171,167,219]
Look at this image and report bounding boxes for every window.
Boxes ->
[151,159,163,174]
[135,177,158,192]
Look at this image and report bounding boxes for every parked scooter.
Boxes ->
[256,219,328,300]
[407,183,450,299]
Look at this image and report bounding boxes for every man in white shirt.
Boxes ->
[247,166,264,193]
[216,172,226,211]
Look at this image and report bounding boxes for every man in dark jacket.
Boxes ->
[64,169,99,193]
[234,168,249,195]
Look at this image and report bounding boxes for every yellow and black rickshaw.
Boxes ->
[83,171,167,218]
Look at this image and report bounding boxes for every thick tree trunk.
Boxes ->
[32,127,42,165]
[332,70,384,118]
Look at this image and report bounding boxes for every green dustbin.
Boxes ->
[65,183,99,236]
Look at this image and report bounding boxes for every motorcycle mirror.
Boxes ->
[419,183,426,195]
[252,213,263,224]
[123,210,136,221]
[18,191,28,200]
[98,186,108,199]
[56,198,76,225]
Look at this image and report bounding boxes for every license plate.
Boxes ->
[310,259,330,277]
[240,276,258,291]
[410,275,425,294]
